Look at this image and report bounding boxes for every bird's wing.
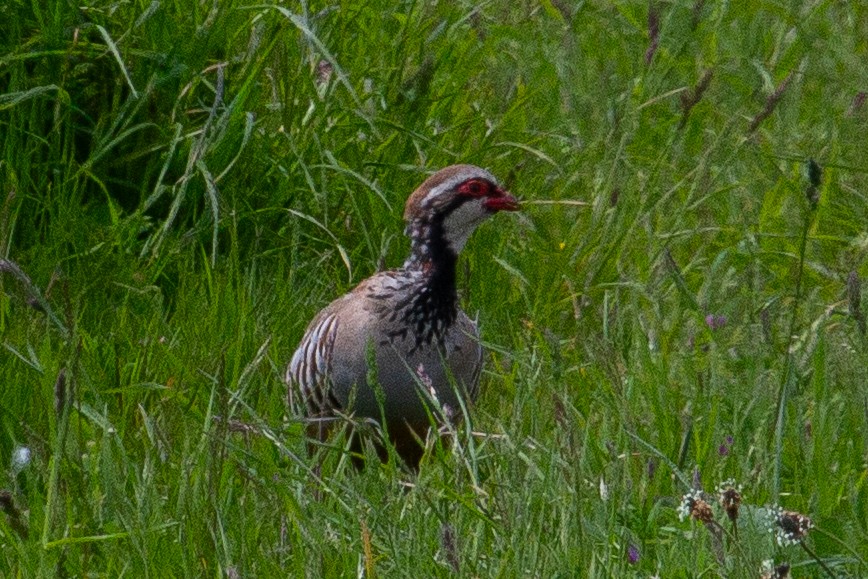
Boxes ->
[458,311,484,401]
[286,309,341,417]
[469,324,483,400]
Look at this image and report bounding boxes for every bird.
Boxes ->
[286,164,519,468]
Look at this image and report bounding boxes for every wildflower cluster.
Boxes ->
[677,479,745,527]
[673,480,832,576]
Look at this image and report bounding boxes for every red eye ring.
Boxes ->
[459,179,488,197]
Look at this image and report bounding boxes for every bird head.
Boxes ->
[404,164,519,255]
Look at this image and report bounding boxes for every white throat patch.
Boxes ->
[441,198,490,253]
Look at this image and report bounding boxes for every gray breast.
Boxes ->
[327,277,482,428]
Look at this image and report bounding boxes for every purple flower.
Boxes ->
[705,314,727,330]
[718,443,730,456]
[627,544,640,565]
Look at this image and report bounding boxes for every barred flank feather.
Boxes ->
[287,312,339,416]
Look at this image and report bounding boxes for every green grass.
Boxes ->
[2,0,867,576]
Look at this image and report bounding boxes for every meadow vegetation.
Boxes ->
[1,0,867,576]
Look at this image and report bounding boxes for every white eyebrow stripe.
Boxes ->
[418,167,498,208]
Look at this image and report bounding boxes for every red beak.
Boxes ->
[484,189,520,212]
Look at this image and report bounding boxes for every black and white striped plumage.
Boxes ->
[286,164,519,467]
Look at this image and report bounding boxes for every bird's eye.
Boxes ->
[460,179,487,197]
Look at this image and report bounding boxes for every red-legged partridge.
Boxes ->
[286,164,519,467]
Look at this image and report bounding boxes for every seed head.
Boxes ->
[677,489,714,524]
[716,479,742,523]
[767,506,813,547]
[760,559,791,579]
[806,159,822,209]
